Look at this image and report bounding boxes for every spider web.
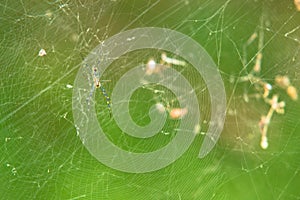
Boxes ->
[1,0,300,199]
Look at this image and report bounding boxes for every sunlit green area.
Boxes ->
[1,0,300,199]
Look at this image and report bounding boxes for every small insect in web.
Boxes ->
[161,52,186,66]
[155,103,188,120]
[38,48,47,57]
[85,63,112,116]
[237,15,298,149]
[145,52,186,75]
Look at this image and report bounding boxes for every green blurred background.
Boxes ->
[1,0,300,199]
